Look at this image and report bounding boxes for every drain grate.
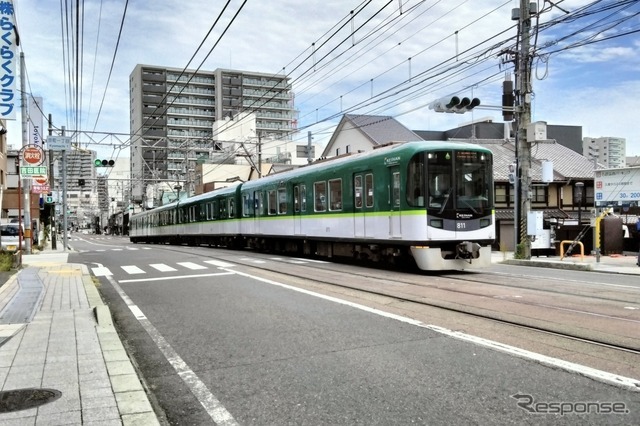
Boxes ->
[0,388,62,413]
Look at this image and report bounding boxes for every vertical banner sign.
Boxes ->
[29,96,44,145]
[0,0,16,120]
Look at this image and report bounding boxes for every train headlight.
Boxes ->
[430,219,443,228]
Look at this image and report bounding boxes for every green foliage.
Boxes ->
[0,251,15,271]
[514,242,526,259]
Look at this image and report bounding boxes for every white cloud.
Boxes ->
[7,0,640,157]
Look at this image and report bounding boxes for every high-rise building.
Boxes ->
[129,65,295,204]
[582,136,626,168]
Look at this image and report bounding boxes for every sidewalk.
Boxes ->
[493,250,640,275]
[0,240,161,425]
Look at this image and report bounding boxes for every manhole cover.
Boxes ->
[0,388,62,413]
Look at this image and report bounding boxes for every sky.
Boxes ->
[8,0,640,159]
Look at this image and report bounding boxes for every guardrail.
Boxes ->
[560,240,584,261]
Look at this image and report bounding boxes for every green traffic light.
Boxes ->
[94,159,115,167]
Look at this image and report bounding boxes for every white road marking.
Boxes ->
[239,257,266,264]
[203,260,236,268]
[177,262,208,270]
[121,265,146,274]
[222,267,640,393]
[291,257,328,263]
[99,264,239,425]
[129,305,147,320]
[91,266,112,276]
[150,263,177,272]
[119,272,235,284]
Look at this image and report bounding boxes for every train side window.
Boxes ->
[294,186,300,213]
[300,184,307,212]
[314,181,327,212]
[407,156,425,207]
[243,194,254,217]
[267,190,277,215]
[278,188,287,214]
[329,178,342,211]
[228,199,235,218]
[392,172,401,207]
[354,175,363,208]
[365,174,374,207]
[219,200,226,218]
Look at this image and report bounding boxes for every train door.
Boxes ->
[253,190,263,234]
[389,167,401,238]
[293,184,305,235]
[354,174,365,237]
[354,172,375,237]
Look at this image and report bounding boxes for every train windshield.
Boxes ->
[408,150,493,213]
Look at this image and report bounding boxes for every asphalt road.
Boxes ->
[63,236,640,425]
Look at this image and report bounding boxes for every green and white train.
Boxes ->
[130,141,495,271]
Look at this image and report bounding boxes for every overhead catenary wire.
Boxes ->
[15,0,640,186]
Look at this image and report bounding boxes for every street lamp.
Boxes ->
[174,185,182,202]
[575,182,584,225]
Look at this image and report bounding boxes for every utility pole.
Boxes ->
[515,0,534,259]
[257,133,262,177]
[48,114,56,249]
[20,52,31,254]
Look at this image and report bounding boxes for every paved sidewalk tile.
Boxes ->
[0,262,160,425]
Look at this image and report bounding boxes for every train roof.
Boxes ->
[134,140,492,212]
[240,140,491,189]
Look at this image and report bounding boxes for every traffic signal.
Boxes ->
[94,159,115,167]
[508,163,517,185]
[428,96,480,113]
[78,179,85,186]
[502,77,514,121]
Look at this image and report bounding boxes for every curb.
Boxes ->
[499,259,592,271]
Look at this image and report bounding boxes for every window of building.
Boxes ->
[533,186,547,203]
[495,184,508,204]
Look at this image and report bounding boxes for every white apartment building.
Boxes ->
[129,65,297,206]
[582,136,626,168]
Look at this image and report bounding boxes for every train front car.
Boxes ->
[407,142,494,270]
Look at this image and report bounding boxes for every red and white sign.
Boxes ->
[22,145,45,165]
[32,184,50,194]
[33,175,48,185]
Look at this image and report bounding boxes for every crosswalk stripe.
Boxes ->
[121,265,146,274]
[203,260,235,268]
[92,266,112,276]
[177,262,208,270]
[240,257,266,264]
[150,263,177,272]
